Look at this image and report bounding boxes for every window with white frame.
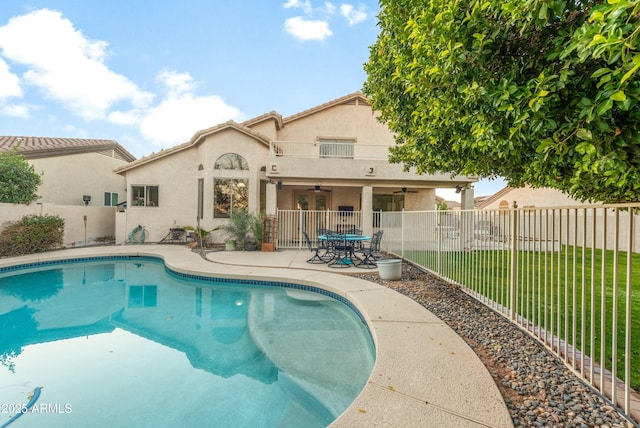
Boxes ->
[319,138,355,159]
[131,185,159,207]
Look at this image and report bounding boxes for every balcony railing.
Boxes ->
[269,141,391,160]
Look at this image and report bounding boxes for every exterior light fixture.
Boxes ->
[82,195,91,206]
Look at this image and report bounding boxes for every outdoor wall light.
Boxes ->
[455,184,471,193]
[82,195,91,206]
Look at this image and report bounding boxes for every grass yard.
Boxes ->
[404,246,640,391]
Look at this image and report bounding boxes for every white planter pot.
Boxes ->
[377,259,402,280]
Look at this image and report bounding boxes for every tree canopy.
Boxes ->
[0,148,42,204]
[364,0,640,203]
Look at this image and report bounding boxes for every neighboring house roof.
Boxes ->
[114,120,271,174]
[474,186,514,209]
[283,92,370,124]
[0,136,136,162]
[435,196,461,210]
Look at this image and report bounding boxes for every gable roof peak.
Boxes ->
[283,92,371,123]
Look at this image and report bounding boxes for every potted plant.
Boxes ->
[184,225,218,249]
[221,210,252,251]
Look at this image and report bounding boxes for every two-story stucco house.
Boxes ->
[114,93,477,245]
[0,136,134,207]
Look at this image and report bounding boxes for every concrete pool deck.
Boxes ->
[0,245,513,427]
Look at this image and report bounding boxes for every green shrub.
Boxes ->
[0,214,65,257]
[221,210,253,250]
[250,211,265,249]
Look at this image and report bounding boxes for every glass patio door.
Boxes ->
[294,191,330,238]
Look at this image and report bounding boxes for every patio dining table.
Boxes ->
[318,234,372,268]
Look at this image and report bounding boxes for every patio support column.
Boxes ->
[460,186,474,210]
[460,185,475,250]
[266,181,277,216]
[361,185,373,236]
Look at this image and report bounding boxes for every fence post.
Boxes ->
[401,208,405,258]
[298,208,303,250]
[509,201,518,321]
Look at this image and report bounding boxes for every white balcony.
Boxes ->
[269,141,391,160]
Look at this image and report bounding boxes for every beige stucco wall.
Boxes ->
[245,118,279,141]
[480,186,584,210]
[277,103,395,147]
[119,130,269,244]
[0,202,116,247]
[29,152,129,206]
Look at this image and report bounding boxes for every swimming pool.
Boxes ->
[0,256,375,427]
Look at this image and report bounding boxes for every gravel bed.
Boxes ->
[350,261,637,428]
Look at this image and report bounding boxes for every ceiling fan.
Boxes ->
[393,187,418,194]
[307,185,331,193]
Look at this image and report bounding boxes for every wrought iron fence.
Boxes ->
[379,204,639,422]
[276,209,364,248]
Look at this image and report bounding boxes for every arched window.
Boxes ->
[214,153,249,170]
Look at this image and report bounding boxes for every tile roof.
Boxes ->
[0,136,136,162]
[283,92,371,124]
[113,121,271,174]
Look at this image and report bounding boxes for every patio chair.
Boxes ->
[303,230,329,264]
[356,230,383,269]
[327,234,353,268]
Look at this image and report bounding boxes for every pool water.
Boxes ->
[0,257,375,427]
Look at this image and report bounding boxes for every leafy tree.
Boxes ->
[437,201,449,211]
[0,148,42,204]
[364,0,640,203]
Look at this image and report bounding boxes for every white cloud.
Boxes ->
[324,2,337,14]
[138,71,243,147]
[0,9,153,120]
[1,104,30,118]
[107,109,141,126]
[157,70,196,98]
[284,16,332,41]
[283,0,313,14]
[340,4,368,25]
[0,8,245,152]
[0,57,22,100]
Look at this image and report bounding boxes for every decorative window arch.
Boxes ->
[214,153,249,170]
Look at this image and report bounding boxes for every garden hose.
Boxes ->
[128,225,148,244]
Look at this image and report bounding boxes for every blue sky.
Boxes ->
[0,1,505,201]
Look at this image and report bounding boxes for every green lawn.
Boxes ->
[404,246,640,391]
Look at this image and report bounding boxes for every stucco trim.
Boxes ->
[241,111,284,130]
